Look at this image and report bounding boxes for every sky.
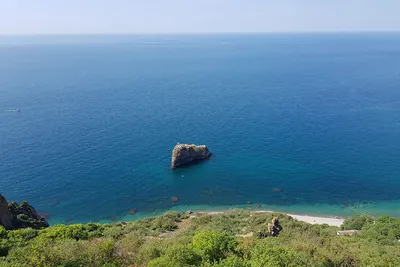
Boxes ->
[1,0,400,34]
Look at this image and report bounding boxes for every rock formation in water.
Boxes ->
[171,144,211,169]
[0,194,49,230]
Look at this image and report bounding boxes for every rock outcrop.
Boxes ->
[257,217,283,239]
[0,195,14,230]
[171,144,211,169]
[0,194,49,230]
[267,217,283,237]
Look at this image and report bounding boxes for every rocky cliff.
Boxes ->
[171,144,211,169]
[0,195,14,230]
[0,194,49,230]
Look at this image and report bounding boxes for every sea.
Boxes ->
[1,33,400,225]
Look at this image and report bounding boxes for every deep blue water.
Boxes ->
[1,34,400,224]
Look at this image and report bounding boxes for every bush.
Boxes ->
[87,239,119,266]
[121,211,184,237]
[147,246,201,267]
[360,215,400,244]
[6,228,38,248]
[0,241,9,257]
[213,255,248,267]
[0,226,9,257]
[5,238,120,266]
[39,223,104,240]
[0,226,6,239]
[248,243,311,267]
[135,239,165,265]
[341,214,373,230]
[192,231,237,262]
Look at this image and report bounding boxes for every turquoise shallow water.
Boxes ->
[1,34,400,225]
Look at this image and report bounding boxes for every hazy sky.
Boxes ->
[1,0,400,34]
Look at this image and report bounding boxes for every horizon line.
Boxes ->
[1,30,400,36]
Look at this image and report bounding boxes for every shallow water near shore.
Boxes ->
[48,201,400,225]
[1,33,400,225]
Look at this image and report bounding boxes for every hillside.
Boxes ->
[1,210,399,266]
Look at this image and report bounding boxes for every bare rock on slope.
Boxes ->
[0,194,49,230]
[0,195,14,230]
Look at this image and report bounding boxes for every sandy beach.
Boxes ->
[198,210,344,227]
[286,213,344,227]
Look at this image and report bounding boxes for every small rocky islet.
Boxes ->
[171,143,211,169]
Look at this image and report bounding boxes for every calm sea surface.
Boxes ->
[1,34,400,224]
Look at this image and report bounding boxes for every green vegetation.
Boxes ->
[0,210,399,266]
[341,214,374,230]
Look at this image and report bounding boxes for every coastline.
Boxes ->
[48,199,400,226]
[196,209,344,227]
[53,200,400,226]
[49,206,345,227]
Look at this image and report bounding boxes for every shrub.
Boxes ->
[121,211,184,237]
[147,256,187,267]
[212,255,248,267]
[135,239,165,265]
[248,244,311,267]
[6,228,38,247]
[0,241,9,257]
[39,223,104,240]
[147,245,201,267]
[87,239,119,266]
[5,238,61,266]
[341,214,373,230]
[0,226,6,239]
[192,231,237,262]
[361,215,400,244]
[150,211,183,232]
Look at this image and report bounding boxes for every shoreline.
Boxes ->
[49,207,346,227]
[195,209,344,227]
[54,200,400,226]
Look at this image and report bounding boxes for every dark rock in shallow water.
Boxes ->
[171,144,211,169]
[0,194,49,230]
[49,197,60,207]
